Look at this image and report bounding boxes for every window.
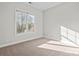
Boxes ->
[16,10,35,34]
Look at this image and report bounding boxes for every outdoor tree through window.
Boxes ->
[16,10,35,34]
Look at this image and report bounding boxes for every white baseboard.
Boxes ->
[0,36,43,48]
[44,35,59,41]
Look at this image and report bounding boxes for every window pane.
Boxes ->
[27,14,35,32]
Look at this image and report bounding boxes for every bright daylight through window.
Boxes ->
[16,10,35,34]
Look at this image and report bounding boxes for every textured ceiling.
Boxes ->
[27,2,63,11]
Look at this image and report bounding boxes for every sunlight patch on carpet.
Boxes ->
[37,43,79,55]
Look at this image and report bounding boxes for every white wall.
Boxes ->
[44,3,79,41]
[0,2,43,47]
[1,2,79,47]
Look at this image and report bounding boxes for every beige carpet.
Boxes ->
[0,38,79,56]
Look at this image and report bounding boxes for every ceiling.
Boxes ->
[27,2,63,11]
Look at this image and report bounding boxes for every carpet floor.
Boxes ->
[0,38,79,56]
